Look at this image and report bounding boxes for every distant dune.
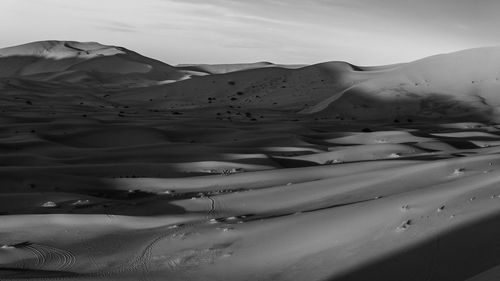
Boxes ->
[2,41,500,123]
[3,41,500,281]
[0,40,184,85]
[63,44,500,123]
[303,47,500,123]
[176,62,305,75]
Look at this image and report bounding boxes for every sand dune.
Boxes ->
[303,47,500,123]
[2,41,500,280]
[0,41,184,85]
[176,62,306,75]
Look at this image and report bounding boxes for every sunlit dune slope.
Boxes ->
[304,47,500,122]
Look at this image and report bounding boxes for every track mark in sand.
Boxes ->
[207,195,216,216]
[160,246,232,271]
[24,244,44,268]
[136,233,171,270]
[129,229,184,281]
[121,224,233,280]
[29,244,76,271]
[146,240,234,272]
[75,230,100,272]
[108,225,191,280]
[11,243,76,271]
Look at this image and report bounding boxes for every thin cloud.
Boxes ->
[98,20,137,33]
[99,26,137,33]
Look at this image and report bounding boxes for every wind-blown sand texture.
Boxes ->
[2,41,500,280]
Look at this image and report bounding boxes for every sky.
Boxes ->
[1,0,499,65]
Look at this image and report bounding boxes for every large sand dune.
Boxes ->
[0,41,184,85]
[1,41,500,280]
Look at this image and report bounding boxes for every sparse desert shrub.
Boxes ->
[220,168,243,175]
[41,201,58,208]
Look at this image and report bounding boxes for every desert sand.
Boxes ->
[1,41,500,280]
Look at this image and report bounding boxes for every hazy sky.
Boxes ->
[1,0,499,65]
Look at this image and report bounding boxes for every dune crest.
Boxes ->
[0,41,125,59]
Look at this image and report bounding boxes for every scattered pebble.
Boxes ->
[437,205,445,212]
[401,205,410,211]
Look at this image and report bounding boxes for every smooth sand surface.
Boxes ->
[2,41,500,280]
